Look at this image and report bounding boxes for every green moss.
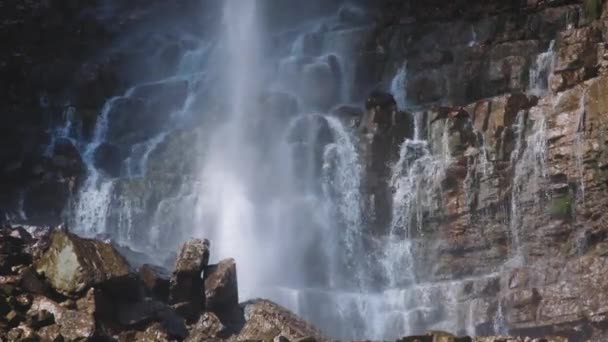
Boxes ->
[549,195,573,219]
[584,0,602,21]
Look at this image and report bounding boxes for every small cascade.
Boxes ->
[70,98,116,238]
[508,111,548,264]
[45,106,78,156]
[574,93,587,204]
[390,63,408,111]
[529,41,556,97]
[468,26,478,47]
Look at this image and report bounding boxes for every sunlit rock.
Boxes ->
[169,238,209,320]
[35,231,130,295]
[237,299,325,341]
[204,258,238,318]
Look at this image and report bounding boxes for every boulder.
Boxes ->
[204,258,239,316]
[35,231,130,295]
[28,296,95,340]
[237,299,325,341]
[168,239,210,320]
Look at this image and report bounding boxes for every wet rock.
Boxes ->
[169,239,210,320]
[51,138,85,178]
[93,142,125,178]
[35,231,130,295]
[237,299,324,341]
[204,258,238,317]
[259,91,299,121]
[301,57,341,110]
[139,264,170,301]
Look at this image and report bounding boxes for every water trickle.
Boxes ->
[391,63,408,111]
[574,94,587,204]
[508,110,548,264]
[529,41,556,97]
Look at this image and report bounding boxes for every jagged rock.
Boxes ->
[169,239,209,320]
[204,258,238,317]
[259,91,299,121]
[28,296,95,340]
[237,299,324,341]
[172,238,209,280]
[35,230,130,295]
[37,324,63,342]
[186,312,228,341]
[301,56,342,110]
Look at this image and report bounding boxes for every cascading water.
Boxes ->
[66,1,391,340]
[529,41,555,97]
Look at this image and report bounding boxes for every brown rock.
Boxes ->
[169,239,209,320]
[204,258,238,316]
[28,296,95,340]
[35,230,131,295]
[237,299,325,341]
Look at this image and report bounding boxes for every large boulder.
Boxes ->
[237,299,325,341]
[35,231,131,295]
[204,258,238,317]
[169,239,210,320]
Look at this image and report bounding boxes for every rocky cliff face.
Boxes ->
[358,0,608,339]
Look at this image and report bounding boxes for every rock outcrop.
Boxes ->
[354,0,608,339]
